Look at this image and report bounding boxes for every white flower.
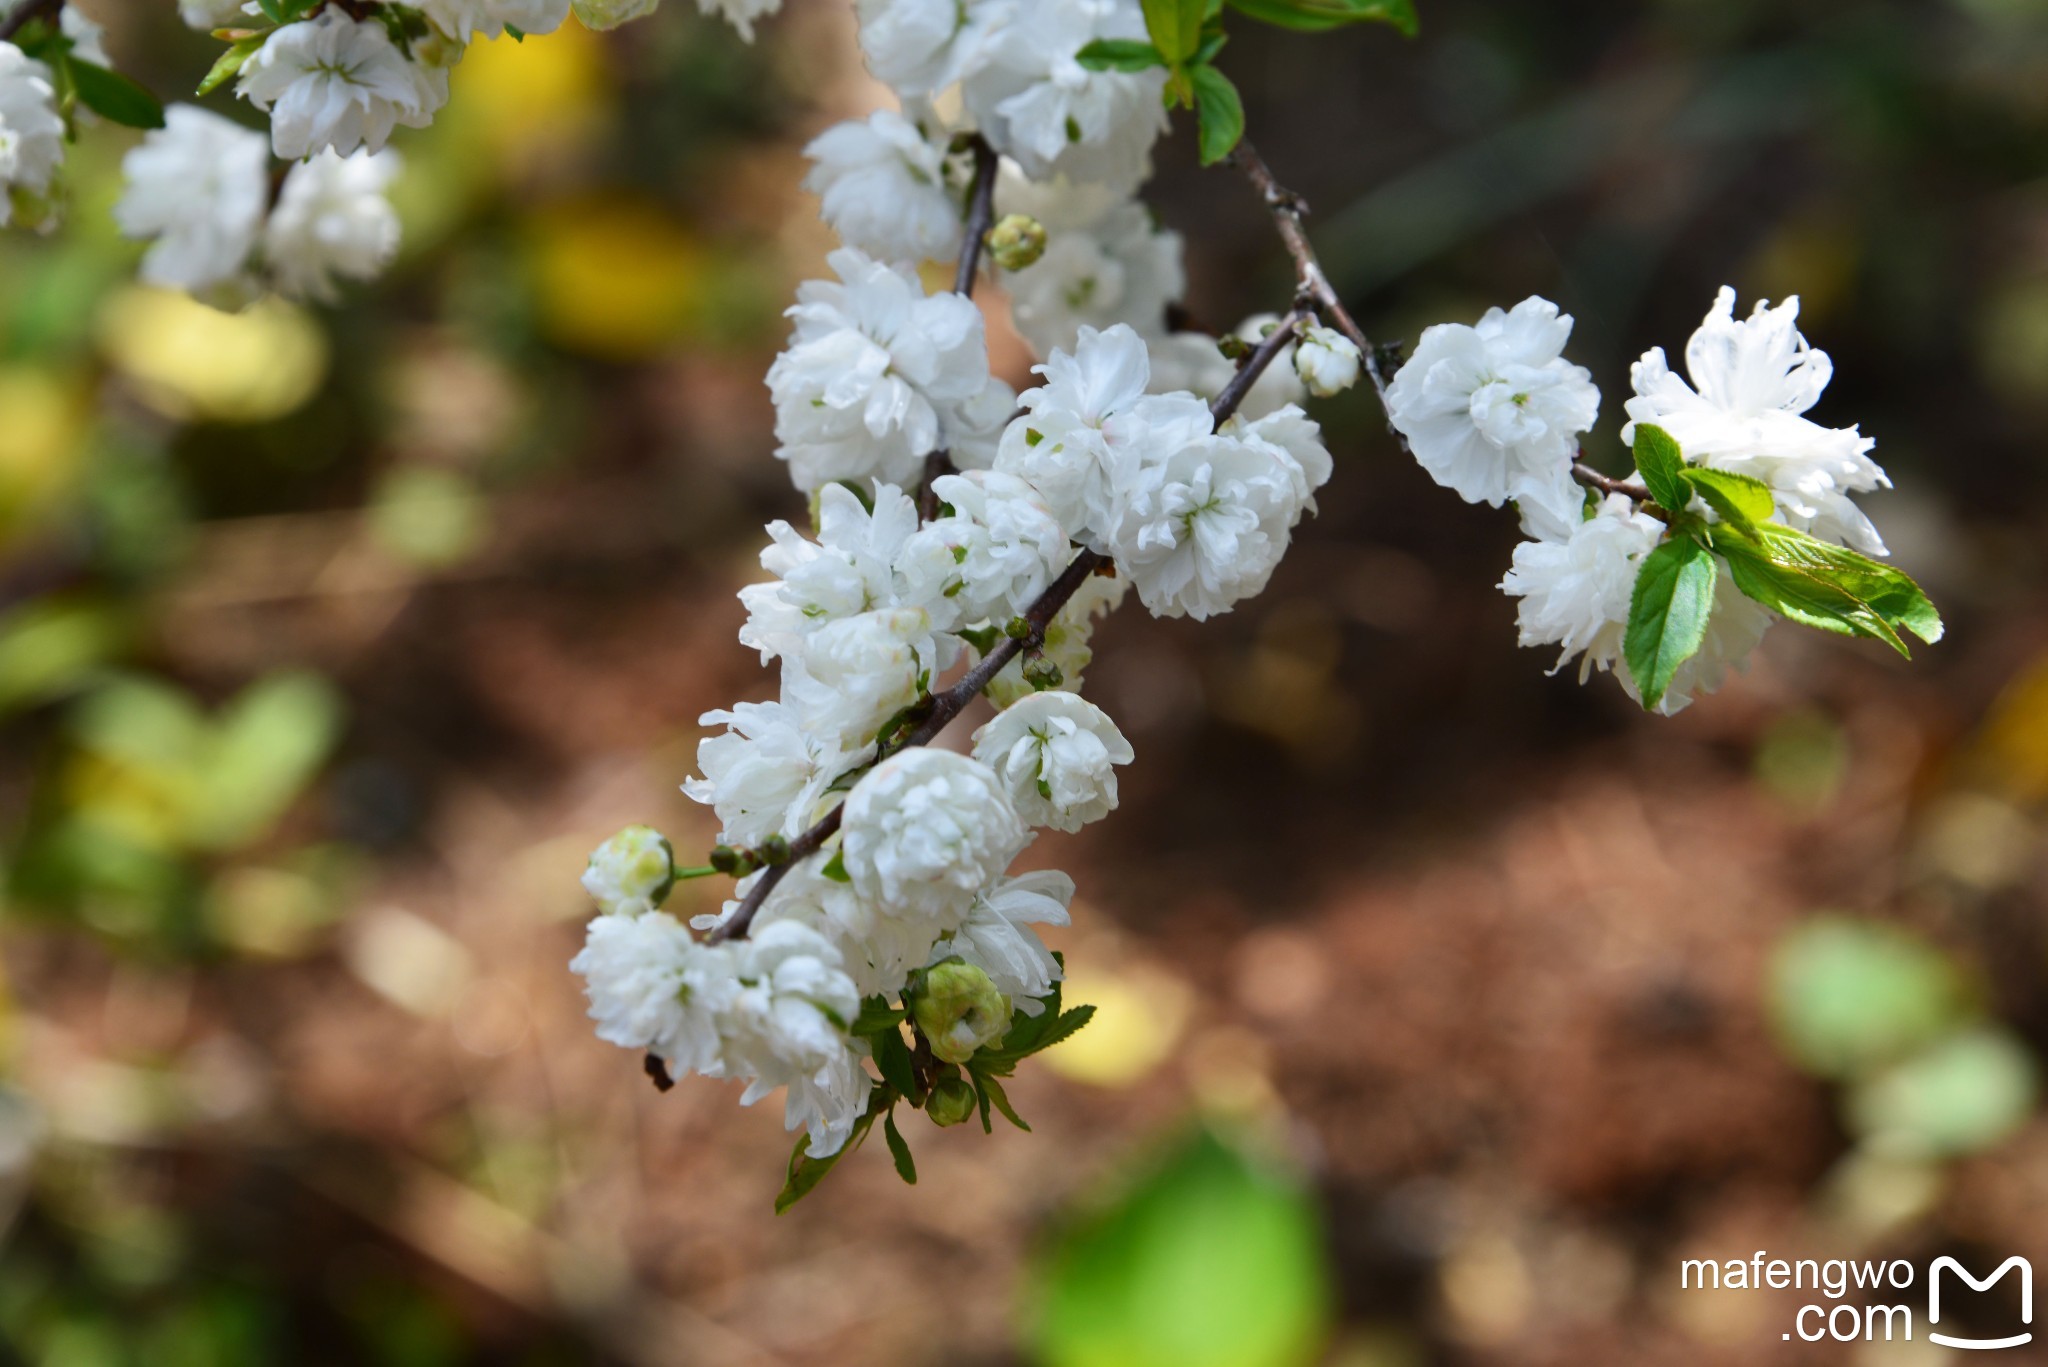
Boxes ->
[263,149,401,301]
[856,0,1010,99]
[997,168,1183,358]
[755,861,944,1000]
[985,566,1126,706]
[1500,492,1661,679]
[1500,492,1772,714]
[1385,296,1600,509]
[1623,287,1889,555]
[0,42,63,228]
[842,748,1028,923]
[721,920,868,1153]
[739,482,926,660]
[972,689,1131,831]
[697,0,784,41]
[779,607,936,748]
[49,6,108,65]
[767,247,996,492]
[237,12,449,160]
[685,701,863,848]
[114,106,268,295]
[1294,323,1362,397]
[803,109,960,264]
[900,470,1069,626]
[1108,417,1326,621]
[963,0,1167,193]
[180,0,247,29]
[581,825,677,916]
[934,373,1020,472]
[1223,403,1334,511]
[569,911,735,1075]
[420,0,570,42]
[994,322,1212,548]
[933,869,1072,1011]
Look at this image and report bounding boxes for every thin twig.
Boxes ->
[1229,138,1399,430]
[952,134,1001,298]
[916,449,955,521]
[1210,308,1306,424]
[0,0,63,41]
[1571,462,1651,503]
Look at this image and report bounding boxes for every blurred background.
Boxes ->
[2,0,2046,1362]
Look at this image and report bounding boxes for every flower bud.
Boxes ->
[911,959,1013,1065]
[1020,654,1063,691]
[985,213,1048,271]
[582,826,676,916]
[925,1076,978,1127]
[710,844,743,875]
[1293,323,1363,398]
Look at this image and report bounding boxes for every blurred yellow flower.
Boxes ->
[95,289,327,424]
[0,366,85,531]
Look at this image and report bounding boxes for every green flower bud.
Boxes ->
[985,213,1049,271]
[1020,654,1063,691]
[582,826,676,915]
[926,1076,978,1127]
[911,959,1013,1064]
[710,844,743,875]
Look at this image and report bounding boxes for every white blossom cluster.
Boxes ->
[572,0,1359,1161]
[1388,288,1889,713]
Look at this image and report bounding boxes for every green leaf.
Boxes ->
[873,1024,918,1100]
[1192,27,1228,65]
[850,998,908,1036]
[1630,423,1689,512]
[1623,537,1717,711]
[1680,467,1776,528]
[775,1104,880,1213]
[197,37,266,97]
[69,61,165,130]
[1141,0,1207,61]
[1711,521,1939,655]
[1224,0,1417,36]
[255,0,286,22]
[1030,1128,1333,1367]
[1189,64,1245,166]
[820,849,850,882]
[1769,918,1971,1082]
[1030,1004,1097,1055]
[1075,38,1168,71]
[975,1070,1031,1131]
[883,1111,918,1185]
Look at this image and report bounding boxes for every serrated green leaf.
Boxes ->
[1748,523,1941,645]
[1623,537,1717,710]
[975,1070,1031,1131]
[1712,522,1938,655]
[196,37,266,97]
[69,60,165,130]
[1630,423,1689,512]
[1716,536,1908,656]
[1075,37,1167,71]
[883,1111,918,1184]
[1681,466,1776,527]
[1031,1004,1097,1054]
[1224,0,1417,35]
[1189,64,1245,166]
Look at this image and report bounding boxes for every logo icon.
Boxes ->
[1929,1256,2033,1351]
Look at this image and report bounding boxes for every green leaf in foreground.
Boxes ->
[197,38,266,98]
[1630,422,1690,511]
[1075,38,1168,72]
[1189,64,1245,166]
[1710,521,1940,656]
[1623,536,1717,711]
[1140,0,1207,62]
[69,60,166,130]
[1680,466,1776,527]
[883,1110,917,1185]
[1225,0,1418,35]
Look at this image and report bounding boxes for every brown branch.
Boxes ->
[1229,137,1412,451]
[0,0,63,41]
[916,449,955,521]
[1210,308,1306,425]
[953,134,1000,298]
[1571,461,1651,503]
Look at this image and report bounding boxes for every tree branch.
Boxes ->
[1210,308,1306,425]
[1229,138,1408,449]
[1571,461,1651,503]
[953,134,1000,298]
[0,0,63,41]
